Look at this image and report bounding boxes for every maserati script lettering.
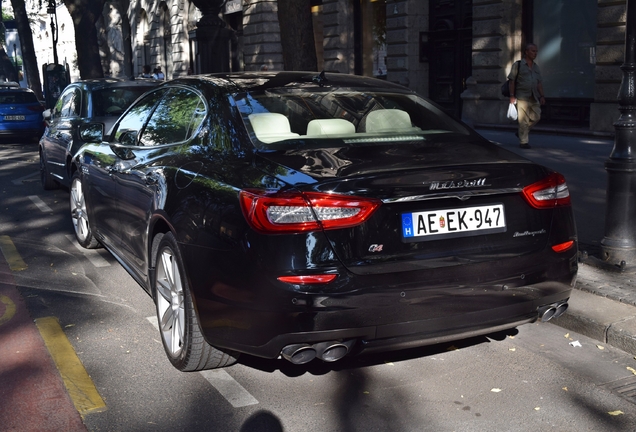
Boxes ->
[513,229,547,238]
[429,178,488,190]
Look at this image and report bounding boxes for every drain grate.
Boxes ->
[603,376,636,404]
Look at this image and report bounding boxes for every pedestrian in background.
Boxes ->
[140,65,152,78]
[153,66,165,80]
[508,43,546,149]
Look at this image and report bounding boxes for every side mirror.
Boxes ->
[79,123,104,143]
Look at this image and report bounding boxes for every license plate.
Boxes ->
[4,115,25,121]
[402,204,506,242]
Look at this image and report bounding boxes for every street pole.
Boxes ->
[47,0,58,65]
[601,0,636,268]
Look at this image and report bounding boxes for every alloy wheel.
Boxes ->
[156,247,185,357]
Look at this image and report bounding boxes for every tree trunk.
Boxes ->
[114,0,134,78]
[277,0,317,71]
[10,0,43,99]
[63,0,106,79]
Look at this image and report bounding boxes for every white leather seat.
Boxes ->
[306,118,356,136]
[365,109,421,133]
[248,113,299,143]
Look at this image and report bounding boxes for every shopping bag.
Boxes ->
[507,103,518,121]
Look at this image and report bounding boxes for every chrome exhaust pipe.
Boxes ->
[281,344,316,365]
[538,301,569,322]
[538,305,557,322]
[314,341,348,362]
[314,340,355,362]
[552,302,569,319]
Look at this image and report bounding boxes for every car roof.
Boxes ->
[0,87,37,95]
[0,81,20,88]
[169,71,414,94]
[69,77,162,91]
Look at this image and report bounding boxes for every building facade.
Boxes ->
[24,0,626,133]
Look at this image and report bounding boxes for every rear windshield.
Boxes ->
[92,87,151,117]
[234,87,471,149]
[0,91,39,104]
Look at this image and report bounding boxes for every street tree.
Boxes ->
[63,0,105,79]
[277,0,317,71]
[112,0,133,77]
[10,0,43,99]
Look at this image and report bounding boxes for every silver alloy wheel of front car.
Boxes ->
[70,174,99,249]
[156,246,185,358]
[70,177,89,242]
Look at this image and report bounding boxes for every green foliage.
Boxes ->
[0,11,15,47]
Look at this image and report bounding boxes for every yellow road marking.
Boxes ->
[0,294,16,326]
[35,317,106,416]
[0,235,27,271]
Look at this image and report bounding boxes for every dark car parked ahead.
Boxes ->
[70,72,577,372]
[0,83,45,142]
[39,77,161,190]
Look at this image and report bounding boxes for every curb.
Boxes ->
[551,289,636,356]
[550,260,636,356]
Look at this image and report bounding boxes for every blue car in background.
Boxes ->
[0,82,45,142]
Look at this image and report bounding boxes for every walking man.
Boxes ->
[508,43,546,149]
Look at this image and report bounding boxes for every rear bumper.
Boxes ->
[185,241,576,359]
[215,288,569,359]
[0,125,44,138]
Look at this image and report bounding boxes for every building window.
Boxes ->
[533,0,597,99]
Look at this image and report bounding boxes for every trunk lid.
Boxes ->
[257,139,568,276]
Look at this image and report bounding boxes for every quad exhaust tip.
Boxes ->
[538,301,569,322]
[281,340,355,364]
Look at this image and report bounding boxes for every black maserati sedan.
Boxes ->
[69,72,577,371]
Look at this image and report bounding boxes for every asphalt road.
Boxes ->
[2,138,636,431]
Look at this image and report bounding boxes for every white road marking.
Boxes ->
[28,195,53,212]
[65,235,111,267]
[199,369,259,408]
[145,316,259,408]
[12,171,39,185]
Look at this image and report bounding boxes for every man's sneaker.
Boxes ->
[519,143,531,149]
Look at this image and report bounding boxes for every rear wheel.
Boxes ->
[154,232,239,371]
[70,172,100,249]
[40,149,59,190]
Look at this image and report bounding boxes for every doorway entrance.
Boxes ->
[428,0,472,118]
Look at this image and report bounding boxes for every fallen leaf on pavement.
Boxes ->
[608,411,624,416]
[491,388,502,393]
[509,348,516,352]
[596,345,605,350]
[564,333,569,338]
[562,387,568,391]
[627,367,636,375]
[534,407,540,411]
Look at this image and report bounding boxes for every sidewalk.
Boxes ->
[476,123,636,357]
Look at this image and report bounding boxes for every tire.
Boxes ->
[70,172,100,249]
[153,232,239,371]
[40,149,59,190]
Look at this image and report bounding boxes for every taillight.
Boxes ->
[239,190,381,234]
[277,274,338,284]
[551,240,574,253]
[522,173,571,209]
